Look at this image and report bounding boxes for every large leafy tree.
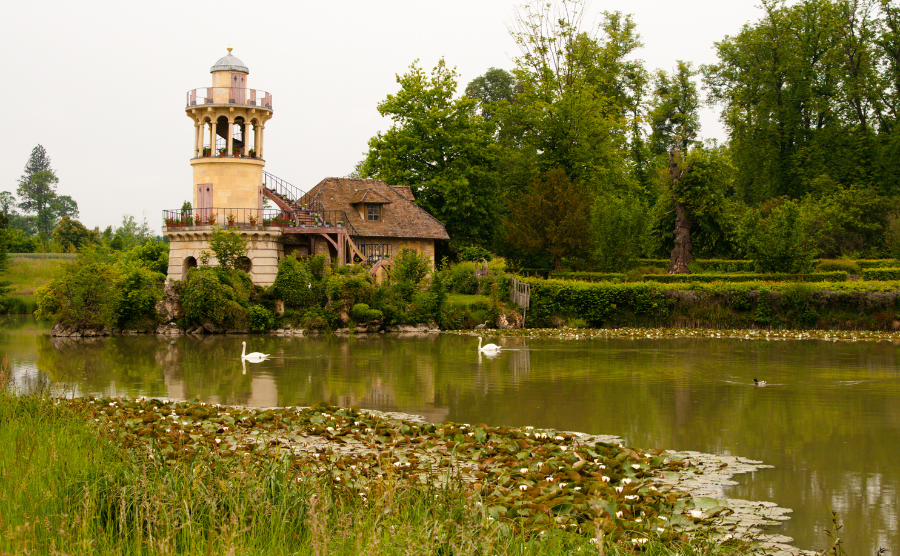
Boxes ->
[703,0,900,201]
[504,168,592,271]
[506,1,647,193]
[15,145,79,238]
[361,59,501,249]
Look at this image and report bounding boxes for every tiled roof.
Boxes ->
[308,178,449,240]
[350,189,392,205]
[391,185,415,201]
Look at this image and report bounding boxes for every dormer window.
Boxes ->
[367,204,381,221]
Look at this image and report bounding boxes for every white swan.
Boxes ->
[478,337,501,352]
[241,341,270,362]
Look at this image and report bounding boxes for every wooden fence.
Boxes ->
[510,277,530,309]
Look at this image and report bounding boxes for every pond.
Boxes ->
[3,315,898,554]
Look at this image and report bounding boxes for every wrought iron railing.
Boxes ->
[186,87,273,109]
[262,172,325,214]
[162,207,282,228]
[162,207,361,235]
[356,243,392,264]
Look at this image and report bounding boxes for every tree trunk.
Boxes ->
[669,201,693,274]
[667,150,693,274]
[554,255,562,272]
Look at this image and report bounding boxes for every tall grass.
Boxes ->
[0,383,755,554]
[6,256,70,301]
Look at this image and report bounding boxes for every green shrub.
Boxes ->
[856,259,900,269]
[35,251,122,329]
[180,268,228,324]
[626,266,664,282]
[861,267,900,281]
[687,259,755,273]
[248,305,275,332]
[740,200,818,273]
[551,271,627,282]
[116,263,164,330]
[816,259,861,274]
[456,245,492,262]
[441,262,479,294]
[393,248,431,286]
[643,272,847,283]
[273,255,317,308]
[350,303,383,322]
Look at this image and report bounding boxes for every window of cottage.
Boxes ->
[367,204,381,221]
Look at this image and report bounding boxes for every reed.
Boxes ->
[0,391,755,555]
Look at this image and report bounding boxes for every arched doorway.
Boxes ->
[182,256,197,280]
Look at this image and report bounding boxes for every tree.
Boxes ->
[648,61,700,155]
[53,216,95,252]
[207,226,249,270]
[16,145,79,238]
[361,59,501,249]
[703,0,900,200]
[507,1,646,193]
[648,60,705,273]
[740,199,818,273]
[504,168,591,271]
[590,191,650,272]
[464,68,517,121]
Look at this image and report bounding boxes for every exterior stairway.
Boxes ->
[261,172,369,267]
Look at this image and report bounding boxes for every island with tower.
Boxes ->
[163,48,448,285]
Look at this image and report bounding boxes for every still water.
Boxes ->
[3,316,898,554]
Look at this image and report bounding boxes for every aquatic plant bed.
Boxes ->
[60,396,815,554]
[457,327,900,342]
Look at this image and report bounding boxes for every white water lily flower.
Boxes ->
[632,538,648,545]
[560,446,567,451]
[559,482,567,488]
[616,486,624,493]
[555,435,564,441]
[658,527,665,532]
[520,468,528,474]
[393,461,402,467]
[689,510,703,518]
[602,476,610,483]
[519,485,528,491]
[326,427,334,431]
[215,438,221,444]
[635,517,642,522]
[624,495,639,501]
[525,426,534,430]
[574,487,581,491]
[622,478,632,484]
[631,464,641,470]
[615,511,623,518]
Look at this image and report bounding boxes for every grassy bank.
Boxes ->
[4,255,72,311]
[0,387,761,554]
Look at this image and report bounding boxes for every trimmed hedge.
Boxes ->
[643,272,848,283]
[861,268,900,281]
[688,259,756,273]
[520,276,900,330]
[550,271,627,282]
[857,260,900,269]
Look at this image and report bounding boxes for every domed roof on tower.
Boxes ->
[210,46,249,74]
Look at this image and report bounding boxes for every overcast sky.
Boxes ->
[1,0,767,231]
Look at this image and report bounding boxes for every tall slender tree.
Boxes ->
[16,145,78,238]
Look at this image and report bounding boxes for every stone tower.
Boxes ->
[188,46,272,214]
[164,48,283,285]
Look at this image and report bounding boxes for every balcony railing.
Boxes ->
[163,207,282,228]
[162,207,360,235]
[186,87,273,109]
